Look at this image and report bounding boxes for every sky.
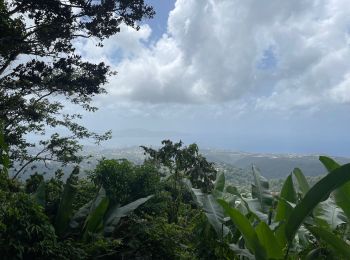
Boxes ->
[74,0,350,156]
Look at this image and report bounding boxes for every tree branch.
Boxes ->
[0,52,19,76]
[12,146,48,179]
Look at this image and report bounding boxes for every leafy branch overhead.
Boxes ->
[0,0,154,175]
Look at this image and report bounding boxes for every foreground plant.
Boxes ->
[196,156,350,259]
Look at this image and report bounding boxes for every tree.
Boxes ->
[0,0,155,177]
[142,140,217,223]
[89,158,160,204]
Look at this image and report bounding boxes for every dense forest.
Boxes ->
[1,0,350,259]
[2,136,350,259]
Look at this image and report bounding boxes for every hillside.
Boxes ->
[17,146,349,182]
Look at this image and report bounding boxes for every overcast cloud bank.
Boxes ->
[77,0,350,111]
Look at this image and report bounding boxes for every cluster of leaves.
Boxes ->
[0,0,155,177]
[191,156,350,259]
[4,131,350,259]
[0,139,219,259]
[142,140,217,224]
[89,159,160,205]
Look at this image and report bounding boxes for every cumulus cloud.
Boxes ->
[79,0,350,109]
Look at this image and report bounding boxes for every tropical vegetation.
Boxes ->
[2,133,350,259]
[1,0,350,259]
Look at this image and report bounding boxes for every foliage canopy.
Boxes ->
[0,0,154,177]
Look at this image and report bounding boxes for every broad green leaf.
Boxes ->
[308,226,350,259]
[285,163,350,242]
[201,194,230,237]
[69,201,92,229]
[242,198,269,222]
[184,179,230,237]
[273,199,293,247]
[214,172,225,192]
[70,187,107,229]
[229,243,254,259]
[319,156,350,220]
[297,226,310,248]
[33,181,46,207]
[255,221,284,259]
[82,196,109,241]
[72,187,108,240]
[319,156,339,172]
[314,199,347,230]
[104,195,153,235]
[275,174,296,222]
[212,189,224,199]
[274,222,287,249]
[293,168,310,197]
[225,185,239,195]
[252,165,273,212]
[54,167,79,237]
[218,199,266,259]
[212,188,236,208]
[304,248,323,260]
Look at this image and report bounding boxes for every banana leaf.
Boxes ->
[54,166,79,237]
[104,195,154,235]
[285,163,350,242]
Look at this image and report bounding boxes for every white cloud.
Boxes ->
[79,0,350,110]
[329,73,350,103]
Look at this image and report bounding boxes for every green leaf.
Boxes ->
[72,187,108,240]
[54,166,79,237]
[275,174,296,222]
[314,199,346,230]
[304,248,323,260]
[201,194,230,237]
[297,226,310,248]
[218,199,266,259]
[274,222,287,249]
[104,195,154,235]
[319,156,339,172]
[242,198,269,222]
[225,185,239,195]
[69,201,92,229]
[252,165,273,212]
[319,156,350,220]
[285,163,350,242]
[214,172,225,192]
[293,168,310,197]
[255,221,284,259]
[272,198,294,248]
[82,195,109,241]
[33,181,46,207]
[184,179,230,237]
[308,226,350,259]
[229,243,255,259]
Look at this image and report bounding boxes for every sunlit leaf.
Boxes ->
[285,163,350,242]
[320,156,350,220]
[218,199,266,259]
[104,195,153,235]
[275,174,296,222]
[308,226,350,259]
[255,221,283,259]
[293,168,310,196]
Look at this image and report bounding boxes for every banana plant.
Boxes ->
[198,157,350,259]
[184,175,230,238]
[69,187,153,241]
[33,168,153,241]
[55,166,80,237]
